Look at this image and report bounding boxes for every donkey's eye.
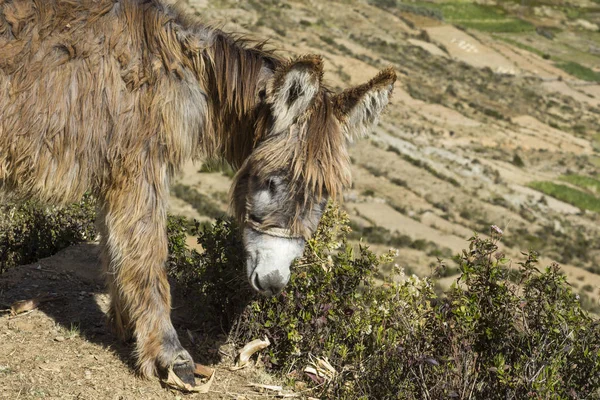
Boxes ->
[267,178,277,194]
[258,89,267,101]
[249,213,263,224]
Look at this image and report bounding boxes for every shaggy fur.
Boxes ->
[0,0,395,382]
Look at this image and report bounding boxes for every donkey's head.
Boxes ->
[232,55,396,295]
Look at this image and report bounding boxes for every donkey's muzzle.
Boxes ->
[252,270,288,296]
[243,227,305,296]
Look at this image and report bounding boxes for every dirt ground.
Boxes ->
[0,245,291,400]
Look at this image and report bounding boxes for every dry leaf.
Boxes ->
[304,356,337,382]
[248,383,283,392]
[231,337,270,370]
[163,366,215,393]
[193,363,214,378]
[10,298,42,315]
[10,295,63,316]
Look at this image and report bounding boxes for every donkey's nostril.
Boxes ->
[253,273,264,291]
[253,272,288,295]
[263,272,287,295]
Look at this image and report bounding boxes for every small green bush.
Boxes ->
[386,145,401,156]
[512,153,525,168]
[198,160,236,178]
[367,0,398,10]
[171,205,600,399]
[0,195,97,274]
[361,189,375,197]
[390,177,407,187]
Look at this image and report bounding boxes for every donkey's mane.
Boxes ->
[135,1,285,166]
[202,31,282,166]
[145,3,352,234]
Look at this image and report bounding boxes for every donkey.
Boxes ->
[0,0,395,385]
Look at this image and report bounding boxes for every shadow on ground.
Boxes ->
[0,243,246,373]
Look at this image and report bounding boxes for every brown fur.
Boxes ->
[0,0,393,379]
[333,66,396,121]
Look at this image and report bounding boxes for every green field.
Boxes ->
[529,181,600,213]
[559,174,600,194]
[407,2,536,32]
[555,61,600,82]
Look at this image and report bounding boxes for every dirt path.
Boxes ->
[425,25,519,75]
[352,202,469,251]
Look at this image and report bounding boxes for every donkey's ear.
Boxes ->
[267,54,324,133]
[333,67,396,142]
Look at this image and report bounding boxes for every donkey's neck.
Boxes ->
[143,2,279,168]
[200,29,280,168]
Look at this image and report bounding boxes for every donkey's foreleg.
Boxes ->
[99,181,195,385]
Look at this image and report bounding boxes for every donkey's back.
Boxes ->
[0,0,197,204]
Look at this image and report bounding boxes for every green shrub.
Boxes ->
[319,35,336,46]
[171,205,600,399]
[199,160,236,178]
[367,0,398,9]
[0,195,97,274]
[167,217,251,335]
[512,153,525,167]
[361,189,375,197]
[390,177,407,187]
[386,145,401,156]
[2,195,598,398]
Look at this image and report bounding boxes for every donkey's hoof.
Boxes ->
[172,357,196,387]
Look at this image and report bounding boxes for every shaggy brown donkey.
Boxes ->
[0,0,395,385]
